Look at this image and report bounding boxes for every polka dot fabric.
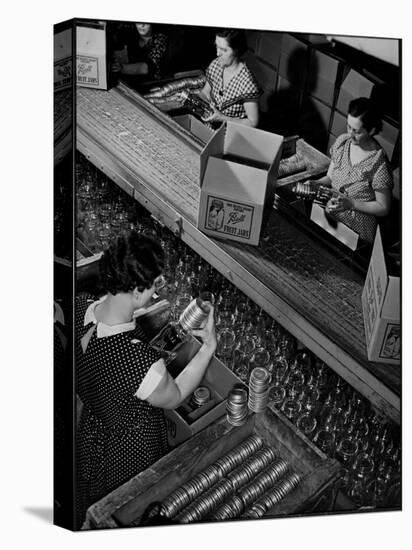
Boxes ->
[206,58,261,119]
[329,133,393,243]
[75,293,169,526]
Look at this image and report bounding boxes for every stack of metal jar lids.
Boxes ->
[209,495,244,521]
[160,463,222,518]
[175,479,234,523]
[226,386,249,426]
[227,447,278,490]
[248,367,271,413]
[191,386,211,408]
[214,434,264,475]
[238,457,289,508]
[160,434,301,524]
[243,471,301,519]
[160,435,263,519]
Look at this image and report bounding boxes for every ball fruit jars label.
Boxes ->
[205,195,254,240]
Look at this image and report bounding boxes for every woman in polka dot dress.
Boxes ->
[196,28,261,128]
[75,232,216,527]
[309,97,393,243]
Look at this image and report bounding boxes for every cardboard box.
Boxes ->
[164,336,244,447]
[173,114,215,144]
[336,69,374,115]
[300,96,332,151]
[256,31,283,69]
[375,119,399,163]
[278,34,308,87]
[310,202,359,250]
[54,26,73,91]
[76,21,109,90]
[361,226,400,364]
[307,49,341,107]
[243,52,278,113]
[197,123,283,246]
[330,109,347,137]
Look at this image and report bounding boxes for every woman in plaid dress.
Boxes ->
[311,97,393,243]
[197,29,261,128]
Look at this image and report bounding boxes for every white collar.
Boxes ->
[54,301,65,325]
[84,295,137,338]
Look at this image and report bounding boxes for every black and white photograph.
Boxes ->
[53,12,403,531]
[4,1,410,548]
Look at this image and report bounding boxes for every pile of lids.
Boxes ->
[159,434,301,523]
[191,386,211,408]
[248,367,271,413]
[226,385,249,426]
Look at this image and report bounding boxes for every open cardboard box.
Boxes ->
[198,122,283,246]
[76,21,109,90]
[164,335,244,447]
[173,114,215,145]
[310,202,359,251]
[362,226,400,364]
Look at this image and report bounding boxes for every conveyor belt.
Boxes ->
[76,83,400,422]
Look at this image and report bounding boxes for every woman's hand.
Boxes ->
[190,304,217,353]
[325,194,354,214]
[202,104,224,123]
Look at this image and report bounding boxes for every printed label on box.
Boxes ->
[54,57,72,90]
[379,323,400,360]
[204,195,254,240]
[76,55,100,85]
[363,267,378,340]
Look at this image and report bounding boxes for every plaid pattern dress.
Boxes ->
[329,133,393,243]
[206,58,261,119]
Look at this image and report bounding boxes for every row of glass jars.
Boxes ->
[75,153,401,511]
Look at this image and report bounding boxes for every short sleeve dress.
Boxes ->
[329,133,393,243]
[75,293,169,526]
[206,58,261,121]
[127,32,168,80]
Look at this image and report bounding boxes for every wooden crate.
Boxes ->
[83,406,342,529]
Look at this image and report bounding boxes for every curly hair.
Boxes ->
[215,28,248,58]
[348,97,383,135]
[99,231,164,295]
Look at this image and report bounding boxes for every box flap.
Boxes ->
[76,24,106,53]
[382,276,400,319]
[370,226,388,310]
[223,123,284,167]
[310,203,359,250]
[200,123,226,186]
[202,157,268,204]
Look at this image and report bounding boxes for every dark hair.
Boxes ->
[215,28,247,58]
[99,231,164,295]
[348,97,383,134]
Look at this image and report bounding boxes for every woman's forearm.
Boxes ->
[351,198,390,217]
[168,343,216,407]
